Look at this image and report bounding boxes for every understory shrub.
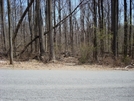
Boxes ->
[122,56,131,65]
[78,44,93,64]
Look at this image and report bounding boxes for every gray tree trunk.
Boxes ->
[28,0,33,53]
[36,0,45,60]
[7,0,13,64]
[63,13,68,52]
[58,0,62,55]
[0,0,7,51]
[68,0,74,56]
[80,0,85,45]
[47,0,55,61]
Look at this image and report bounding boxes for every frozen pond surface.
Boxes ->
[0,70,134,101]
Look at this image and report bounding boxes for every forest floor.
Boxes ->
[0,57,134,71]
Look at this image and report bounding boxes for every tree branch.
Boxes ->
[17,0,85,57]
[12,0,34,43]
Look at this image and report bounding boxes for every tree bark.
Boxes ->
[34,1,39,53]
[36,0,45,60]
[7,0,13,64]
[0,0,7,51]
[53,0,56,45]
[47,0,55,61]
[93,0,97,61]
[107,0,110,53]
[111,0,118,58]
[68,0,74,56]
[28,0,33,53]
[80,0,85,45]
[100,0,104,56]
[124,0,128,58]
[58,0,62,55]
[63,13,68,52]
[129,0,132,56]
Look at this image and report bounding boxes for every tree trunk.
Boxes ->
[12,0,34,43]
[111,0,118,58]
[100,0,104,57]
[132,0,134,58]
[7,0,13,64]
[93,0,97,61]
[107,0,110,53]
[47,0,55,61]
[68,0,74,56]
[44,0,48,52]
[17,1,84,57]
[129,0,132,56]
[58,0,62,55]
[80,0,85,45]
[28,0,33,53]
[63,13,68,52]
[0,0,7,51]
[124,0,128,58]
[53,0,57,49]
[36,0,45,60]
[34,1,39,53]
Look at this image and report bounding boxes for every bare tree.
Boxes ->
[36,0,45,60]
[80,0,86,45]
[107,0,111,53]
[129,0,132,56]
[63,13,68,52]
[28,0,33,53]
[68,0,74,56]
[0,0,7,51]
[16,0,84,58]
[12,0,34,44]
[34,0,39,53]
[46,0,55,61]
[111,0,118,58]
[98,0,104,57]
[124,0,128,58]
[53,0,56,46]
[93,0,97,61]
[7,0,13,64]
[58,0,62,55]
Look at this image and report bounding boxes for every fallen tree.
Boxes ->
[16,0,85,57]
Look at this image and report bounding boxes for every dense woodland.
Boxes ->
[0,0,134,65]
